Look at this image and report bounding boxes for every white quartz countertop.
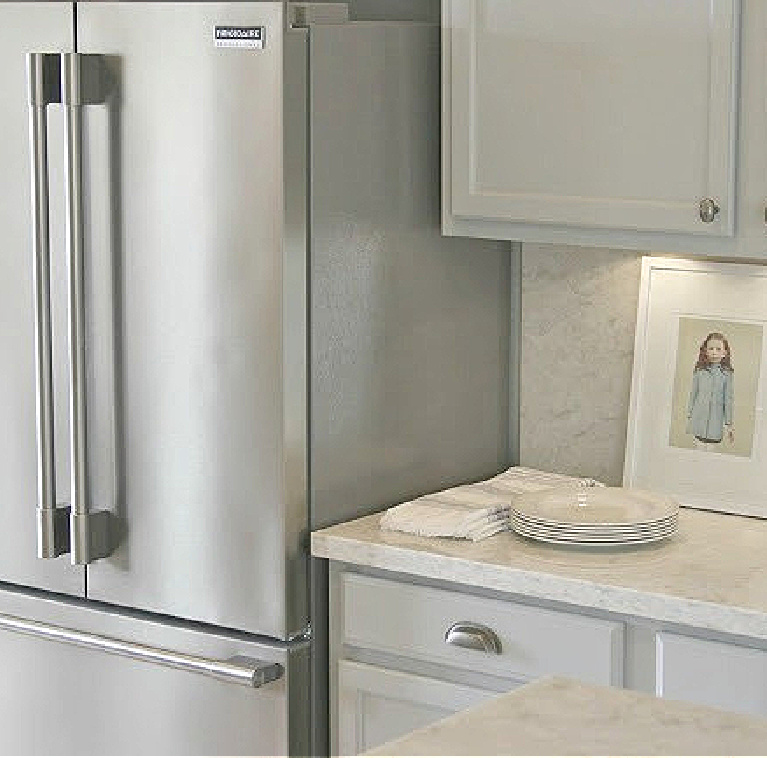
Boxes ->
[363,676,767,756]
[311,507,767,641]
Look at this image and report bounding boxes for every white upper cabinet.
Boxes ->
[442,0,767,256]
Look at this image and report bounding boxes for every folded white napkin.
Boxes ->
[379,466,603,541]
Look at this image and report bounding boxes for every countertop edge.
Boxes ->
[362,675,767,756]
[311,531,767,643]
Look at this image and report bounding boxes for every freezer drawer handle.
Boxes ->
[0,611,283,688]
[27,52,71,559]
[61,53,116,565]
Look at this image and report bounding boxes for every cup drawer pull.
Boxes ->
[444,622,502,654]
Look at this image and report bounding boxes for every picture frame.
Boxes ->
[624,256,767,519]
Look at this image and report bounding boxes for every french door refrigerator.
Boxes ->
[0,2,513,754]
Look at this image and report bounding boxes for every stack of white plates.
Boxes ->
[511,487,679,546]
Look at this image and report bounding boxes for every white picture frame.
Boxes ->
[624,256,767,518]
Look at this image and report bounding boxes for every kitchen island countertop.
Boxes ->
[363,676,767,756]
[311,506,767,641]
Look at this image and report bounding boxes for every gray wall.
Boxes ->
[312,0,440,22]
[349,0,439,21]
[519,243,644,486]
[319,1,641,488]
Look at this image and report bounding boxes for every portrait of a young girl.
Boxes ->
[669,317,761,458]
[685,332,734,446]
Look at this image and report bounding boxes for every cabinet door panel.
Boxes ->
[656,632,767,717]
[446,0,739,235]
[337,660,500,755]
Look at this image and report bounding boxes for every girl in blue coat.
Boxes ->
[686,332,734,445]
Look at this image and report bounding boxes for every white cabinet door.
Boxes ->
[444,0,740,236]
[336,660,503,756]
[656,632,767,717]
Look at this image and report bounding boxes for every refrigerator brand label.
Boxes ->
[215,26,265,49]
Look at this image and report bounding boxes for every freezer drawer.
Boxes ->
[0,584,309,755]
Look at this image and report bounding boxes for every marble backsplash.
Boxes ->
[519,243,644,485]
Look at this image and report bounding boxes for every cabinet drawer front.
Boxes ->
[342,573,623,685]
[656,632,767,717]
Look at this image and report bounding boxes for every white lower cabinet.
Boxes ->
[337,660,497,756]
[329,566,767,754]
[330,570,625,755]
[656,631,767,717]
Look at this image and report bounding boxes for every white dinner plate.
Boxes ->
[513,486,679,528]
[512,516,677,539]
[511,525,676,542]
[511,521,677,546]
[511,512,677,537]
[511,528,676,547]
[511,514,677,536]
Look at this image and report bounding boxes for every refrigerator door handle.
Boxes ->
[0,610,284,688]
[28,53,71,560]
[61,54,114,565]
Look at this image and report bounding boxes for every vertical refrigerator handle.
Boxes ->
[28,53,71,559]
[61,54,114,565]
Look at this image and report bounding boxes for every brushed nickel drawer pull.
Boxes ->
[444,621,502,654]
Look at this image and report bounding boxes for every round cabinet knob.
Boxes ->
[699,198,721,223]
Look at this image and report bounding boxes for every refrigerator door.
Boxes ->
[0,585,308,755]
[77,3,307,639]
[0,2,84,594]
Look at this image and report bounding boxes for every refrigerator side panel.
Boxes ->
[308,24,514,754]
[0,585,307,755]
[79,3,304,639]
[0,3,84,595]
[309,22,513,530]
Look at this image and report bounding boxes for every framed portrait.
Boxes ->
[624,257,767,519]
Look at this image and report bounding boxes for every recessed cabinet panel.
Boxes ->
[337,660,496,756]
[445,0,740,236]
[656,632,767,717]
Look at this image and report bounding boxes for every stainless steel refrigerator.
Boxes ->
[0,2,513,754]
